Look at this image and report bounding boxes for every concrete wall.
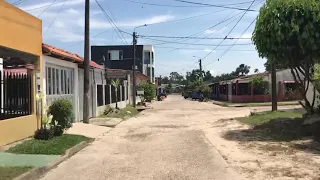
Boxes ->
[0,1,42,145]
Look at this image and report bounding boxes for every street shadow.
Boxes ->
[223,117,310,142]
[222,117,320,154]
[291,141,320,155]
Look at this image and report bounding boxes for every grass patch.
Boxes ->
[101,106,139,119]
[6,134,90,155]
[0,166,32,180]
[242,101,300,107]
[237,111,303,126]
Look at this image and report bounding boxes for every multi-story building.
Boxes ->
[91,45,155,83]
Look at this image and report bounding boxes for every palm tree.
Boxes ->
[254,68,259,73]
[111,79,120,109]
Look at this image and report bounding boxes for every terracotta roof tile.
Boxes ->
[42,43,104,69]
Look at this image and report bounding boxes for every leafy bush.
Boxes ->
[251,76,268,95]
[201,84,211,99]
[48,99,74,134]
[34,128,54,140]
[51,126,64,136]
[138,83,156,102]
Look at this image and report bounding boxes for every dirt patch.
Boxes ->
[124,132,152,141]
[205,118,320,180]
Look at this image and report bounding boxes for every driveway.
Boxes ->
[41,95,299,180]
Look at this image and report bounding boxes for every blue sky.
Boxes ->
[11,0,266,77]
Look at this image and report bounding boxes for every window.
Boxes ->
[108,50,123,60]
[46,65,74,95]
[144,51,150,64]
[47,67,52,95]
[151,52,154,64]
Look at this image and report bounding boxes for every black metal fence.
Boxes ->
[0,71,32,120]
[105,85,110,104]
[97,85,103,106]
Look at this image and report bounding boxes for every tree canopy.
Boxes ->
[252,0,320,113]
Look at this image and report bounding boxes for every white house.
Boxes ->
[42,44,131,122]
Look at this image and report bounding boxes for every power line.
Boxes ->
[37,0,58,18]
[43,0,68,36]
[138,35,251,40]
[153,9,243,52]
[201,0,256,60]
[23,0,67,11]
[12,0,25,5]
[154,46,255,51]
[173,0,258,11]
[142,37,253,46]
[94,0,128,44]
[121,0,255,8]
[214,18,257,63]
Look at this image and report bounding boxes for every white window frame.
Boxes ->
[46,64,74,95]
[108,50,123,60]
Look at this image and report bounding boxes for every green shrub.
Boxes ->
[34,128,54,140]
[51,126,64,136]
[138,83,156,102]
[48,99,74,134]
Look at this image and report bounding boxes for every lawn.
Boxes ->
[212,100,300,107]
[6,134,90,155]
[237,111,303,126]
[102,106,139,119]
[0,166,32,180]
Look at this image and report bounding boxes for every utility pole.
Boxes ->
[83,0,90,123]
[132,31,137,108]
[199,59,202,80]
[271,62,277,111]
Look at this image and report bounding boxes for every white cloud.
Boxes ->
[54,20,65,28]
[77,15,174,29]
[204,27,227,34]
[64,8,79,15]
[20,0,95,11]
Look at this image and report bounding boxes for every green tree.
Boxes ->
[203,70,213,82]
[111,79,120,109]
[138,83,156,102]
[254,68,259,73]
[252,0,320,113]
[235,64,250,76]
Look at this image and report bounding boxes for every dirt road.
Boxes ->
[40,95,299,180]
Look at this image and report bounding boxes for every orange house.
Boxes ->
[0,0,42,145]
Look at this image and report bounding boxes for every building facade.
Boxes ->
[0,1,42,145]
[91,45,155,83]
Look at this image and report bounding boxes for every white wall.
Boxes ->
[42,55,79,121]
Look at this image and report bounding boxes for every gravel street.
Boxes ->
[40,95,299,180]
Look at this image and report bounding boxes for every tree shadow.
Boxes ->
[222,117,320,154]
[223,117,309,142]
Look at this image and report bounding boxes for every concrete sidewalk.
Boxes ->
[66,122,111,138]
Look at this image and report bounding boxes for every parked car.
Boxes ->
[191,92,201,100]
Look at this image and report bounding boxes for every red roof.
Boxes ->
[42,43,104,69]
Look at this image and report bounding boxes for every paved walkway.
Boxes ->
[0,152,59,167]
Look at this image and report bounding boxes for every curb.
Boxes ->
[14,138,94,180]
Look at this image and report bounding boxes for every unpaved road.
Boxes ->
[41,95,300,180]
